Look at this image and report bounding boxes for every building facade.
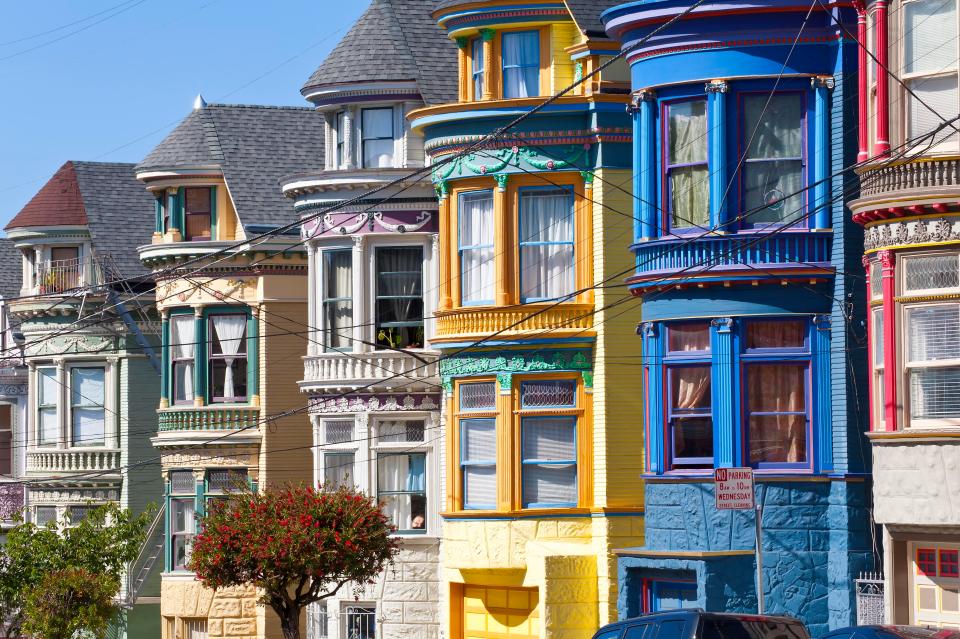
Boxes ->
[849,0,960,626]
[136,103,324,639]
[602,1,873,634]
[4,160,162,636]
[280,2,457,638]
[409,1,645,636]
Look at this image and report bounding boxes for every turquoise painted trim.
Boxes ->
[813,82,830,230]
[202,305,252,405]
[154,196,163,234]
[708,87,728,228]
[711,318,737,468]
[160,318,170,401]
[812,316,832,472]
[210,186,218,241]
[176,187,185,233]
[166,191,179,233]
[638,96,657,240]
[163,480,171,573]
[195,478,205,518]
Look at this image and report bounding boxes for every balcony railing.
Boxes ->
[859,157,960,198]
[433,304,596,339]
[26,448,121,473]
[302,351,439,388]
[157,406,261,432]
[34,256,103,294]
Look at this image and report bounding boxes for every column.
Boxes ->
[863,255,879,432]
[456,37,470,101]
[166,188,181,238]
[193,307,205,407]
[160,310,170,409]
[812,315,833,472]
[106,358,119,448]
[875,0,890,157]
[343,107,356,169]
[306,243,317,357]
[640,323,664,474]
[352,236,366,351]
[813,76,834,230]
[706,81,729,230]
[879,250,897,429]
[494,174,511,306]
[581,171,595,303]
[496,372,513,511]
[480,28,495,101]
[249,306,260,407]
[438,183,453,311]
[634,89,657,241]
[711,317,736,467]
[55,359,66,448]
[856,3,870,162]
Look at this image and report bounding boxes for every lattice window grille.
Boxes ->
[344,605,376,639]
[904,254,960,292]
[520,380,577,408]
[324,420,354,445]
[459,382,496,410]
[855,572,885,625]
[378,420,425,443]
[170,471,195,495]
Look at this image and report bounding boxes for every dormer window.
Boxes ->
[361,108,395,168]
[184,187,212,241]
[471,38,485,100]
[502,31,540,98]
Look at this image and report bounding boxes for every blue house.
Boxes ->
[601,0,873,633]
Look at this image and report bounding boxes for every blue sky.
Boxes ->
[0,0,371,228]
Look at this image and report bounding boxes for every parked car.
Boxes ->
[593,610,811,639]
[822,627,960,639]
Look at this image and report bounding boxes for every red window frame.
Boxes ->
[941,549,959,577]
[917,547,938,576]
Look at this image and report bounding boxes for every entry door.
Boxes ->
[463,586,539,639]
[911,542,960,628]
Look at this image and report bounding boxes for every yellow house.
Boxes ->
[136,100,325,639]
[408,2,645,636]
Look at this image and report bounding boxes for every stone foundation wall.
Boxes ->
[160,579,263,639]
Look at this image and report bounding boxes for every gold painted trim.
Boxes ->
[895,293,960,303]
[867,239,960,254]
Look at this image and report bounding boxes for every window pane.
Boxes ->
[185,187,211,214]
[669,101,707,164]
[743,161,804,225]
[39,408,58,445]
[744,95,803,159]
[520,380,576,407]
[743,94,804,226]
[522,463,576,506]
[72,408,104,447]
[907,305,960,362]
[747,365,807,464]
[462,418,496,509]
[184,188,212,241]
[749,414,807,464]
[672,417,713,463]
[459,191,495,304]
[670,165,710,229]
[35,506,56,526]
[68,506,91,524]
[667,101,710,228]
[377,453,426,492]
[462,418,496,461]
[907,74,960,145]
[71,367,104,406]
[472,38,484,98]
[745,320,806,349]
[39,368,58,404]
[380,494,426,531]
[502,32,539,98]
[210,360,247,400]
[362,108,393,139]
[873,308,884,365]
[910,367,960,418]
[870,261,882,299]
[670,367,711,411]
[345,607,376,639]
[668,323,710,352]
[464,465,496,508]
[376,247,424,349]
[520,188,575,300]
[904,254,960,291]
[904,0,958,74]
[324,420,354,445]
[173,361,194,404]
[363,139,395,168]
[378,420,425,443]
[324,453,355,488]
[522,417,576,461]
[459,382,496,411]
[170,471,195,494]
[207,469,247,493]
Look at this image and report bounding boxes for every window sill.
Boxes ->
[643,470,835,482]
[392,534,440,544]
[161,571,199,581]
[441,507,591,519]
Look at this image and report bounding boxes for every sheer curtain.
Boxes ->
[362,108,394,168]
[672,367,711,411]
[376,248,423,343]
[171,315,195,402]
[668,323,710,352]
[472,37,484,99]
[743,94,803,225]
[72,368,105,446]
[211,316,246,399]
[747,365,806,464]
[520,189,574,300]
[324,251,352,350]
[377,454,425,529]
[462,418,496,508]
[459,192,495,304]
[502,32,539,98]
[668,100,709,229]
[521,417,576,506]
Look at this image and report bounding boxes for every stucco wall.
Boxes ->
[873,440,960,526]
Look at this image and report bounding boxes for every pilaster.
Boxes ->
[711,317,736,467]
[306,243,317,357]
[813,76,834,230]
[160,310,170,409]
[856,4,869,162]
[633,89,657,241]
[352,235,366,351]
[494,174,511,306]
[879,250,897,430]
[438,185,453,311]
[193,306,205,407]
[812,314,833,472]
[480,29,495,101]
[874,0,890,156]
[706,81,729,230]
[641,322,663,474]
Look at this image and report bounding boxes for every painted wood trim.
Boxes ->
[708,84,729,229]
[497,380,514,511]
[248,310,259,406]
[642,323,664,474]
[193,311,205,407]
[874,0,891,156]
[160,317,170,406]
[539,27,551,96]
[864,258,879,432]
[494,183,511,307]
[638,92,657,240]
[813,80,831,229]
[458,44,470,102]
[483,29,497,101]
[210,185,218,241]
[857,7,870,162]
[711,317,737,467]
[581,179,595,305]
[446,393,458,512]
[813,315,833,471]
[880,250,898,430]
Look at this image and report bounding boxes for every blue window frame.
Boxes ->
[642,579,697,613]
[664,322,713,470]
[458,190,495,306]
[501,31,540,98]
[519,187,575,302]
[519,379,578,508]
[663,99,709,231]
[471,37,484,100]
[458,381,497,510]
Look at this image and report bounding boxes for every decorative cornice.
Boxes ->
[432,144,592,183]
[308,393,439,414]
[425,128,631,156]
[439,348,593,392]
[863,217,960,251]
[626,34,847,64]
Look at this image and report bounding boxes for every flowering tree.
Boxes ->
[189,484,400,639]
[23,568,119,639]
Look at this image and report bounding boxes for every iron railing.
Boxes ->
[855,572,885,625]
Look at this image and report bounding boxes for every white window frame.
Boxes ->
[36,366,59,448]
[363,235,434,351]
[33,361,116,450]
[317,246,354,353]
[360,105,396,169]
[901,300,960,427]
[900,251,960,296]
[68,365,106,448]
[372,416,432,536]
[872,306,886,429]
[316,417,359,490]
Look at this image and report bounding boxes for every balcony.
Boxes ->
[301,350,439,391]
[26,448,121,473]
[157,406,261,432]
[33,255,103,295]
[433,304,596,340]
[858,156,960,199]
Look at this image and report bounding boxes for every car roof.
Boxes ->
[824,626,960,639]
[597,611,806,632]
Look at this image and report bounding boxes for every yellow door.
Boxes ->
[463,586,540,639]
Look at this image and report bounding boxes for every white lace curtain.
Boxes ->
[520,189,574,301]
[324,250,353,350]
[502,31,539,98]
[171,315,195,402]
[211,315,246,399]
[668,100,709,229]
[459,192,495,304]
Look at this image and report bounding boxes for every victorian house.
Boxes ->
[849,0,960,626]
[4,160,162,635]
[408,1,645,636]
[135,102,323,639]
[280,2,456,638]
[0,238,28,535]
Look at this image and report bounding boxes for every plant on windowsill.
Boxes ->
[38,272,58,294]
[376,327,424,350]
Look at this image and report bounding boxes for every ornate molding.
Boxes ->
[439,349,593,391]
[426,128,630,157]
[308,393,440,414]
[705,80,728,94]
[0,383,26,396]
[878,249,895,268]
[711,317,734,332]
[864,217,960,251]
[373,211,433,233]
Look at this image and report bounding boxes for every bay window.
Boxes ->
[168,470,196,572]
[183,187,212,241]
[472,37,484,100]
[665,323,713,469]
[905,304,960,422]
[34,506,56,526]
[171,314,195,405]
[321,249,352,352]
[519,380,577,508]
[502,31,539,98]
[377,450,426,533]
[208,314,248,403]
[321,419,356,488]
[70,367,105,447]
[519,187,575,301]
[375,247,424,349]
[458,190,495,305]
[37,367,58,446]
[458,381,497,510]
[742,93,804,226]
[665,99,709,230]
[361,107,394,168]
[902,0,959,148]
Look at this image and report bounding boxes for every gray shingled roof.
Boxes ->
[564,1,625,38]
[0,239,21,299]
[301,0,458,105]
[137,104,325,229]
[73,162,158,278]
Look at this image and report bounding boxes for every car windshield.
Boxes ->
[700,618,810,639]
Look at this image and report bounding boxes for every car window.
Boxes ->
[656,620,688,639]
[596,630,624,639]
[701,619,809,639]
[624,624,650,639]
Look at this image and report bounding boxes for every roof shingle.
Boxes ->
[0,239,21,299]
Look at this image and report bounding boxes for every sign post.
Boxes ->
[714,467,763,614]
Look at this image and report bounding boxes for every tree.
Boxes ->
[22,568,118,639]
[0,502,151,639]
[189,484,400,639]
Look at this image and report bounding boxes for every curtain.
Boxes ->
[211,315,246,399]
[502,32,539,98]
[376,248,423,343]
[745,320,806,349]
[743,95,803,225]
[671,366,711,411]
[668,323,710,352]
[521,417,576,505]
[171,315,195,401]
[459,192,495,303]
[362,108,394,167]
[324,452,355,489]
[905,0,957,75]
[324,251,352,350]
[377,454,426,529]
[747,365,806,463]
[520,189,574,300]
[71,368,105,446]
[668,100,709,229]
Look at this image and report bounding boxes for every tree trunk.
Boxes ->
[278,604,301,639]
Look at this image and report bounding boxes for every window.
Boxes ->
[375,247,424,349]
[206,468,247,513]
[665,100,708,230]
[46,246,80,292]
[873,307,885,426]
[170,314,196,405]
[308,601,329,639]
[458,191,495,305]
[0,405,12,476]
[183,619,208,639]
[321,419,355,489]
[377,453,426,533]
[459,381,497,510]
[919,547,939,575]
[169,470,196,571]
[37,367,58,446]
[70,367,105,447]
[870,260,883,300]
[502,31,539,98]
[642,580,697,613]
[183,187,212,241]
[943,549,960,577]
[68,505,92,525]
[321,250,352,352]
[903,254,960,292]
[361,107,394,168]
[335,111,346,168]
[741,93,804,226]
[324,452,355,488]
[520,380,577,508]
[665,322,713,470]
[34,506,55,526]
[519,188,575,301]
[343,605,375,639]
[208,314,247,403]
[472,37,484,99]
[905,304,960,421]
[902,0,959,148]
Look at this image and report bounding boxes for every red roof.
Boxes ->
[6,161,88,230]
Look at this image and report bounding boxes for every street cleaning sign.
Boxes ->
[714,467,755,510]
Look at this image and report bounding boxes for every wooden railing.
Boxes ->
[434,303,596,338]
[859,157,960,198]
[302,351,439,387]
[157,406,261,432]
[26,449,120,473]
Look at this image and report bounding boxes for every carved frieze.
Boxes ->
[308,393,440,414]
[864,217,960,250]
